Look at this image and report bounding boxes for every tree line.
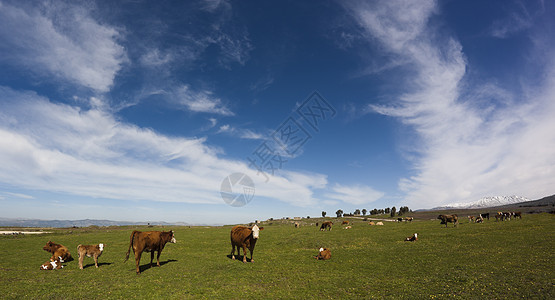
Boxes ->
[322,206,411,218]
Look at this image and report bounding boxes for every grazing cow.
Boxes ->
[341,220,350,225]
[513,212,522,219]
[314,247,331,260]
[43,241,72,262]
[40,256,64,270]
[376,222,384,226]
[475,215,484,223]
[230,224,264,263]
[320,221,333,231]
[344,226,352,229]
[368,221,375,226]
[437,214,458,227]
[497,212,504,221]
[294,222,300,228]
[503,212,512,221]
[77,243,105,269]
[404,217,414,222]
[468,216,475,223]
[480,213,490,220]
[124,230,176,274]
[405,233,418,242]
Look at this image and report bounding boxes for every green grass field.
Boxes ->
[1,214,553,299]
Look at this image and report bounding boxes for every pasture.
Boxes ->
[1,213,553,299]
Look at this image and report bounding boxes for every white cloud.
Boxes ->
[217,124,265,140]
[0,2,126,92]
[325,183,384,205]
[345,0,555,208]
[0,86,327,207]
[175,85,234,116]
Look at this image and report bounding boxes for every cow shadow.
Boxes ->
[138,259,177,273]
[81,262,112,269]
[226,254,252,263]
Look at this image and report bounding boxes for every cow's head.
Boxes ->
[99,243,104,251]
[43,241,54,251]
[251,224,264,239]
[169,231,176,243]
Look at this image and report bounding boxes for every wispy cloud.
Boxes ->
[174,85,234,116]
[325,183,384,205]
[0,2,126,93]
[344,0,555,208]
[217,124,265,140]
[0,86,326,207]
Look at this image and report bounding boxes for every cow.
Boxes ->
[468,216,475,223]
[405,233,418,242]
[344,226,352,229]
[77,243,104,269]
[475,215,484,223]
[314,247,331,260]
[496,212,504,221]
[404,217,414,222]
[376,222,384,226]
[437,214,458,227]
[40,256,64,270]
[341,220,350,225]
[294,222,300,228]
[43,241,72,262]
[320,221,333,231]
[397,218,404,222]
[124,230,176,274]
[230,224,263,263]
[480,213,490,220]
[368,221,375,226]
[513,212,522,219]
[503,212,512,221]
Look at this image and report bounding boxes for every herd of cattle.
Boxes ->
[37,212,523,273]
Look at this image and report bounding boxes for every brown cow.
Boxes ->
[230,224,263,263]
[77,243,104,269]
[437,214,458,227]
[513,212,522,219]
[43,241,72,262]
[368,221,375,225]
[320,221,333,231]
[341,220,350,225]
[404,217,414,222]
[124,230,176,274]
[314,247,331,260]
[40,256,64,270]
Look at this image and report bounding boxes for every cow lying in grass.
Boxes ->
[43,241,72,262]
[230,224,263,263]
[405,233,418,242]
[437,214,458,227]
[40,256,64,270]
[314,248,331,260]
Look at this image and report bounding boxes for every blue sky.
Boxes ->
[1,0,554,225]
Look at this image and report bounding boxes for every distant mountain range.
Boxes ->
[432,195,531,210]
[0,218,191,228]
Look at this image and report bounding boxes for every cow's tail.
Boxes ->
[124,231,137,262]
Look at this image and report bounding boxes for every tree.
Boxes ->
[322,211,327,218]
[385,207,390,214]
[390,206,397,217]
[336,209,343,218]
[362,209,367,216]
[354,209,361,216]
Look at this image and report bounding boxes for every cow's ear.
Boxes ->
[259,227,264,231]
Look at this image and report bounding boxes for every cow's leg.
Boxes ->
[242,245,248,263]
[135,251,142,274]
[231,245,236,260]
[249,247,254,263]
[94,255,98,268]
[150,251,155,268]
[78,253,84,270]
[156,250,162,266]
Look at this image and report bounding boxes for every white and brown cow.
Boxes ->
[314,247,331,260]
[77,243,105,269]
[43,241,72,262]
[40,257,64,270]
[230,224,263,263]
[405,233,418,242]
[124,230,176,274]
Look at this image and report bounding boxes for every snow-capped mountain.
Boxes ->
[433,195,531,210]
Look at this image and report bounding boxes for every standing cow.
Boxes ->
[437,214,458,227]
[230,224,263,263]
[320,221,333,231]
[124,230,176,274]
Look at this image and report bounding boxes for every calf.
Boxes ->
[230,224,263,263]
[405,233,418,242]
[124,230,176,274]
[77,243,105,269]
[437,214,458,227]
[43,241,72,262]
[40,257,64,270]
[320,221,333,231]
[314,247,331,260]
